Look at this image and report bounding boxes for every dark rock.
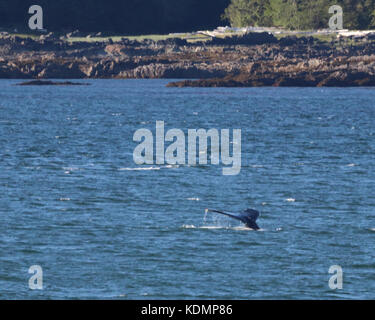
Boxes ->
[37,62,86,79]
[279,36,298,46]
[16,80,90,86]
[156,38,188,46]
[208,32,277,46]
[167,70,375,88]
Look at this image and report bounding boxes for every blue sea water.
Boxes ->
[0,79,374,299]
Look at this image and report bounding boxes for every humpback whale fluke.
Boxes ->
[205,208,260,230]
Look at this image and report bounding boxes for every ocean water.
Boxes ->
[0,79,374,299]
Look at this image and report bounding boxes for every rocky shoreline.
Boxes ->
[1,32,375,87]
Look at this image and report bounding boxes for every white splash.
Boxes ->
[119,167,160,171]
[164,164,179,169]
[63,167,80,172]
[182,224,196,229]
[59,198,70,201]
[182,224,255,231]
[285,198,296,202]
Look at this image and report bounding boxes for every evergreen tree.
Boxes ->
[223,0,375,30]
[223,0,272,27]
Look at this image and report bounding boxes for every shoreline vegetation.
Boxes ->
[2,29,375,87]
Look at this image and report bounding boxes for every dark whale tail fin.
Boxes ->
[205,208,260,230]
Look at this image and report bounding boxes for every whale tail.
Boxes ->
[205,208,260,230]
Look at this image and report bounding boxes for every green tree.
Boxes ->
[223,0,375,30]
[269,0,299,29]
[223,0,272,27]
[297,0,331,30]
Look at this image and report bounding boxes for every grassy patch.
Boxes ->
[68,33,212,43]
[2,31,371,47]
